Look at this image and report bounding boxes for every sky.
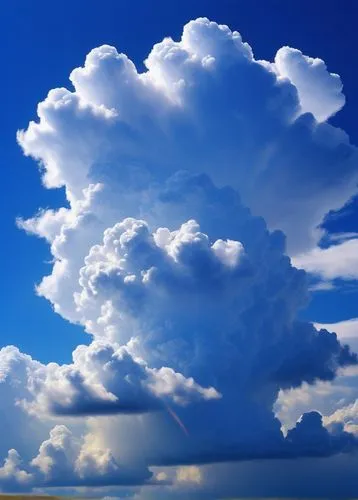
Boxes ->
[2,0,358,362]
[1,0,358,498]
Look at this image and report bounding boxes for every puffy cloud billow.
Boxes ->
[3,17,358,497]
[26,340,221,417]
[18,18,358,255]
[0,423,155,491]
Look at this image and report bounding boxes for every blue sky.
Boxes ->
[1,2,358,497]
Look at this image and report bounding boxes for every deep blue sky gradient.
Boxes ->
[1,0,358,361]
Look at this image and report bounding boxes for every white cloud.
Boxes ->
[275,46,345,122]
[18,18,358,255]
[293,238,358,280]
[0,346,54,461]
[325,400,358,434]
[0,450,33,487]
[0,424,153,491]
[24,340,220,417]
[4,15,358,497]
[315,318,358,340]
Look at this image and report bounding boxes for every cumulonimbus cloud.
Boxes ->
[1,16,357,496]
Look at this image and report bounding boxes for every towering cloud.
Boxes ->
[274,46,345,122]
[2,17,357,497]
[18,18,358,255]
